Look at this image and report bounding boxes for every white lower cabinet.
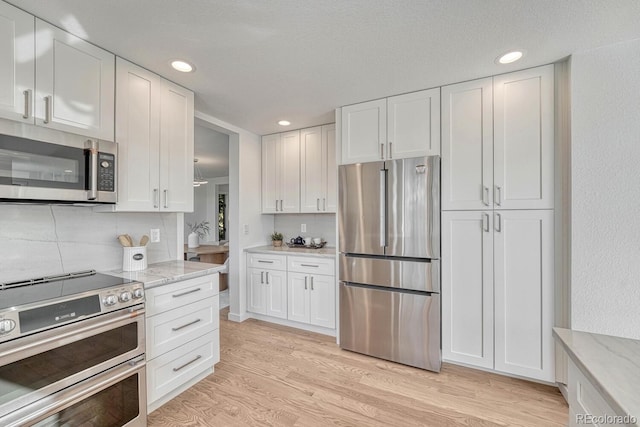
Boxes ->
[145,274,220,412]
[442,210,554,382]
[246,252,336,333]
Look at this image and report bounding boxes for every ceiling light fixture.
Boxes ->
[278,120,291,126]
[496,50,524,65]
[171,60,195,73]
[193,159,208,187]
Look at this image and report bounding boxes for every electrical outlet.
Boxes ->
[150,228,160,242]
[301,224,307,232]
[243,224,249,235]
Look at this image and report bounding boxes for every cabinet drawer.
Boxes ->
[146,275,217,316]
[568,360,621,426]
[247,253,287,271]
[147,296,219,359]
[288,256,335,275]
[147,330,219,404]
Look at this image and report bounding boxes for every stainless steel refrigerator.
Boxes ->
[338,156,441,372]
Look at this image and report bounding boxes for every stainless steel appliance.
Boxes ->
[0,270,146,426]
[0,134,116,203]
[338,156,441,372]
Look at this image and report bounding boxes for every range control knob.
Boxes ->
[101,161,110,168]
[103,295,118,306]
[0,319,16,334]
[133,288,144,299]
[119,291,132,302]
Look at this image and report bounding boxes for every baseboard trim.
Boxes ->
[227,311,250,322]
[246,312,336,337]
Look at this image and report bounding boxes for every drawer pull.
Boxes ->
[258,260,274,264]
[311,276,314,290]
[301,264,319,268]
[171,318,202,331]
[173,355,202,372]
[172,288,201,298]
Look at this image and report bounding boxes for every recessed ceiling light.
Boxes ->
[171,60,195,73]
[278,120,291,126]
[496,51,524,65]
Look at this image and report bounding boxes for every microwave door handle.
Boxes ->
[86,140,98,200]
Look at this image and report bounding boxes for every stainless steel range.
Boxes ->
[0,270,146,426]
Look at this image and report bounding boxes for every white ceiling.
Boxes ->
[9,0,640,135]
[194,125,229,178]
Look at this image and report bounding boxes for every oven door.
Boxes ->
[0,356,146,427]
[0,305,145,418]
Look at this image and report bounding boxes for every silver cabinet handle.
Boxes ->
[280,199,284,211]
[323,198,326,211]
[171,318,201,331]
[43,95,52,124]
[304,276,308,290]
[317,198,320,211]
[482,186,489,206]
[163,189,168,208]
[275,199,278,211]
[380,143,384,159]
[173,355,202,372]
[265,271,270,284]
[495,213,502,232]
[388,141,392,159]
[172,287,201,298]
[301,264,318,268]
[23,90,32,119]
[258,260,274,264]
[483,213,489,232]
[311,276,314,290]
[153,189,159,208]
[261,271,264,284]
[495,185,502,206]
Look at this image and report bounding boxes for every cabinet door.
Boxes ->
[494,210,554,381]
[441,78,493,211]
[387,88,440,159]
[300,126,323,213]
[247,268,266,314]
[287,272,310,324]
[279,130,300,213]
[265,269,287,319]
[159,79,194,212]
[441,211,494,369]
[341,99,386,164]
[493,65,554,210]
[0,2,34,123]
[323,124,337,212]
[309,274,335,329]
[34,19,114,141]
[261,134,279,213]
[115,58,161,211]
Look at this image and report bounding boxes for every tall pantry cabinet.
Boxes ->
[441,65,555,382]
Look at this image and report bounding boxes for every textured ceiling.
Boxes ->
[8,0,640,135]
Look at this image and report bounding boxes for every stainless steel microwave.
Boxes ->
[0,134,116,204]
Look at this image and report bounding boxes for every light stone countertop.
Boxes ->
[105,260,225,289]
[245,245,337,259]
[553,328,640,424]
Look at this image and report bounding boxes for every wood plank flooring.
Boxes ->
[148,308,568,426]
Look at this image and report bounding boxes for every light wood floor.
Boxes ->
[148,308,568,426]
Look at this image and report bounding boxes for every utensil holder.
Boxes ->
[123,246,147,271]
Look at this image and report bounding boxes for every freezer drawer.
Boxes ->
[339,283,441,372]
[340,254,440,292]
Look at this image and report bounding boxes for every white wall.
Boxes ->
[274,213,336,246]
[0,205,177,282]
[184,184,209,241]
[570,38,640,339]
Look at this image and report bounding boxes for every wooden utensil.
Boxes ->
[139,235,149,246]
[117,235,131,247]
[124,234,134,247]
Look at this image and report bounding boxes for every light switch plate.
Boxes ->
[150,228,160,242]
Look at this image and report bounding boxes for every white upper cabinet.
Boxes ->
[442,65,554,211]
[441,78,493,211]
[341,98,386,164]
[35,19,114,141]
[340,89,440,164]
[387,88,440,159]
[0,2,34,123]
[493,65,554,210]
[114,58,193,212]
[262,131,300,213]
[300,124,337,213]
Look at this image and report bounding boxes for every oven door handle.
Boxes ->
[0,356,146,427]
[86,139,99,200]
[0,305,145,366]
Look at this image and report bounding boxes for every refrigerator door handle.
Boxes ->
[379,168,387,248]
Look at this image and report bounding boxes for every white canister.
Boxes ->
[123,246,147,271]
[187,232,199,248]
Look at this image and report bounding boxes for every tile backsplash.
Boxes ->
[273,213,336,246]
[0,204,177,283]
